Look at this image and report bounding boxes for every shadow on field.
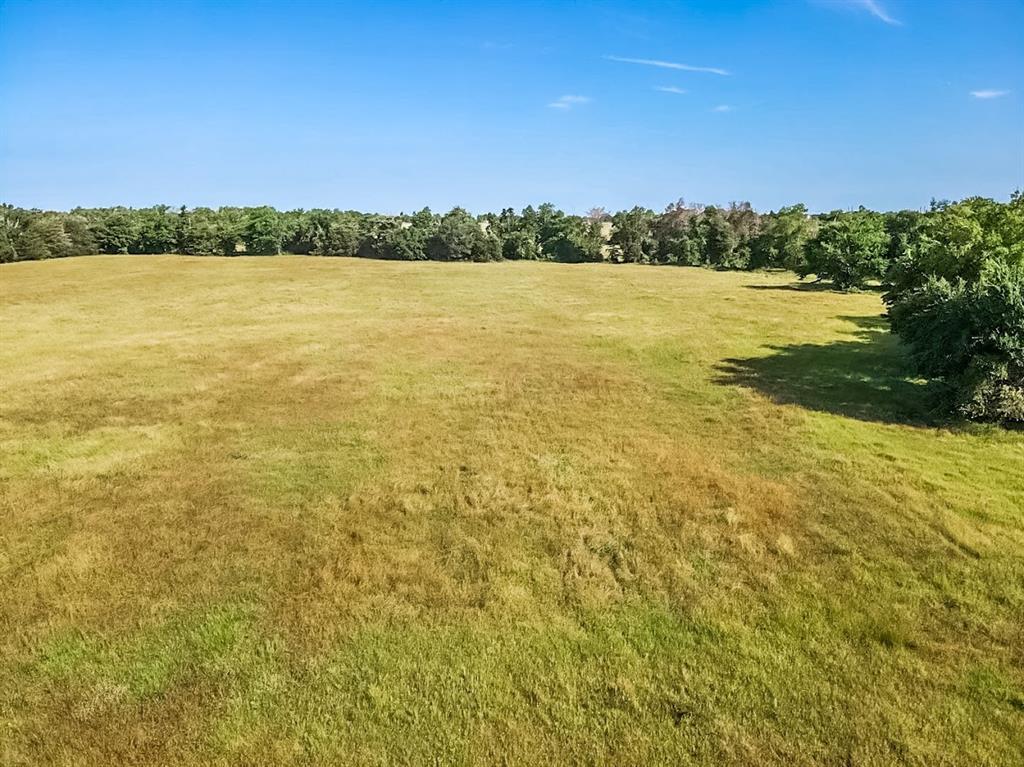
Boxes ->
[716,315,934,425]
[744,281,836,293]
[745,282,886,294]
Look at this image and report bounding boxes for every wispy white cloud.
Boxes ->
[654,86,688,95]
[548,94,591,110]
[605,55,730,76]
[857,0,900,25]
[819,1,901,25]
[970,89,1010,100]
[711,105,733,113]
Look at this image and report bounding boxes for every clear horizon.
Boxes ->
[1,0,1022,214]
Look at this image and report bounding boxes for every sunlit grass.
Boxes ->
[2,255,1021,765]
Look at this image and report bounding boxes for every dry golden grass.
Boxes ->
[1,255,1022,765]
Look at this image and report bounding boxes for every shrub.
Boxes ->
[889,261,1024,423]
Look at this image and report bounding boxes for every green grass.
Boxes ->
[1,255,1021,765]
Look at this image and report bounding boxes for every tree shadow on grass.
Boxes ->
[744,281,836,293]
[745,281,886,294]
[716,315,936,426]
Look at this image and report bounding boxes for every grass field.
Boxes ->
[1,255,1022,765]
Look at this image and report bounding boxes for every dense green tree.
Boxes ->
[501,230,539,260]
[524,203,603,263]
[213,207,245,255]
[885,194,1024,301]
[542,218,603,263]
[504,208,539,259]
[357,216,402,260]
[882,209,927,265]
[724,202,762,269]
[0,208,73,261]
[699,207,741,268]
[307,210,362,256]
[750,204,815,270]
[280,210,315,255]
[136,205,178,253]
[652,201,702,265]
[425,208,499,261]
[801,209,889,289]
[889,261,1023,423]
[93,208,139,254]
[381,210,435,260]
[242,206,283,255]
[0,204,27,262]
[176,207,223,255]
[485,207,518,240]
[609,207,656,263]
[63,211,98,255]
[534,203,565,247]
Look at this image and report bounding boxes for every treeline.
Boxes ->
[0,201,775,267]
[0,198,1017,282]
[1,196,1021,423]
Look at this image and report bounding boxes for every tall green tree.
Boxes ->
[801,209,889,289]
[0,208,74,261]
[94,208,139,254]
[610,207,656,263]
[885,194,1024,301]
[653,201,702,265]
[700,207,740,268]
[136,205,178,253]
[242,206,283,255]
[750,204,815,270]
[426,208,500,262]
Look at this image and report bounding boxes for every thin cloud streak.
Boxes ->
[970,89,1010,99]
[548,94,591,110]
[818,0,901,26]
[654,86,688,94]
[858,0,900,25]
[605,55,730,76]
[711,105,733,112]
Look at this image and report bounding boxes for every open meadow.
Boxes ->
[1,255,1022,765]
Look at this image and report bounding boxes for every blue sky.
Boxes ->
[1,0,1021,213]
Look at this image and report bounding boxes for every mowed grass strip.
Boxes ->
[1,256,1022,765]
